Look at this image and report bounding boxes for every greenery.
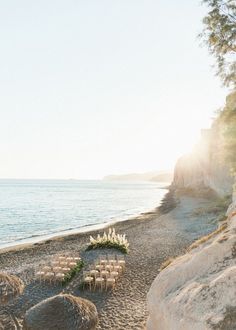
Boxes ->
[217,91,236,175]
[62,260,84,285]
[87,241,128,254]
[201,0,236,87]
[201,0,236,176]
[87,228,129,254]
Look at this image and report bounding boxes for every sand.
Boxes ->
[0,195,219,330]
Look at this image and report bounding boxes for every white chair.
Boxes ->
[44,272,55,283]
[94,272,105,291]
[108,254,116,264]
[113,265,122,274]
[100,270,109,278]
[99,255,108,265]
[105,274,116,291]
[117,256,126,269]
[90,269,99,277]
[105,264,113,271]
[110,270,119,280]
[55,273,65,284]
[53,267,62,273]
[42,266,51,272]
[83,271,93,291]
[66,257,73,262]
[61,267,70,274]
[73,257,81,262]
[68,262,77,268]
[36,271,45,282]
[95,264,104,271]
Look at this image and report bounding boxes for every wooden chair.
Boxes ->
[55,273,65,284]
[83,271,93,291]
[53,267,62,274]
[117,255,126,269]
[42,266,51,272]
[94,272,105,291]
[44,272,55,283]
[68,262,77,268]
[73,257,81,262]
[110,270,119,280]
[105,264,113,272]
[105,274,116,291]
[36,271,45,283]
[108,254,116,264]
[99,255,108,265]
[95,264,104,271]
[113,265,123,274]
[89,269,99,278]
[100,270,109,278]
[61,267,70,274]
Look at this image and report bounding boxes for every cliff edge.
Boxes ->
[172,126,233,196]
[147,193,236,329]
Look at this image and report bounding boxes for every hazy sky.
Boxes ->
[0,0,229,179]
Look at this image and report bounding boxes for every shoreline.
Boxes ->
[0,205,162,255]
[0,180,169,253]
[0,191,169,254]
[0,192,218,329]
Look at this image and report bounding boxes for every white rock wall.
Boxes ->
[147,195,236,330]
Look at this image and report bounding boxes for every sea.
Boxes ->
[0,180,169,249]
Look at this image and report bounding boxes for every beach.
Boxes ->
[0,194,219,329]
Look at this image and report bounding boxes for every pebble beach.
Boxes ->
[0,195,218,329]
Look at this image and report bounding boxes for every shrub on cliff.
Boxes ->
[218,90,236,175]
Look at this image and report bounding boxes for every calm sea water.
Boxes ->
[0,180,168,249]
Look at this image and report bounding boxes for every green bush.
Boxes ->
[87,241,128,254]
[62,260,84,285]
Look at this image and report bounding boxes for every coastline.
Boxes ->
[0,202,164,255]
[0,182,169,253]
[0,192,219,329]
[0,208,161,255]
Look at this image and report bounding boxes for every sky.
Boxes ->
[0,0,229,179]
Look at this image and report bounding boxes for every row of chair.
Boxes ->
[36,254,81,283]
[83,254,126,291]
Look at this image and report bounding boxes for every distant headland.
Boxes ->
[103,171,173,182]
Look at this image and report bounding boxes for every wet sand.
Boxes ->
[0,195,218,329]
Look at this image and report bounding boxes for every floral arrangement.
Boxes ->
[62,260,84,285]
[87,228,129,254]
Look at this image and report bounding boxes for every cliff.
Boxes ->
[147,92,236,329]
[147,193,236,330]
[172,126,233,196]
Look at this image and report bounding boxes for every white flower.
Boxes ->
[89,228,129,252]
[90,235,96,244]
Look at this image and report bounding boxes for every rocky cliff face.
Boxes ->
[147,193,236,330]
[172,127,233,196]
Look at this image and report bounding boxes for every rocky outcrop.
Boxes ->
[172,127,233,196]
[23,294,98,330]
[147,193,236,330]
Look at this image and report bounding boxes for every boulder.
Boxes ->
[23,294,98,330]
